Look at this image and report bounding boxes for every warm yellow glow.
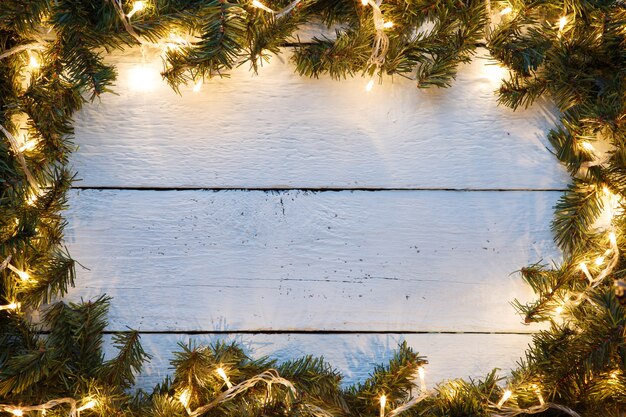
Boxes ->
[379,395,386,417]
[77,399,97,411]
[484,63,507,83]
[128,64,160,92]
[1,302,20,311]
[365,79,375,92]
[609,232,617,246]
[252,0,274,13]
[8,264,30,281]
[610,371,619,379]
[361,0,369,5]
[581,141,594,151]
[17,270,30,281]
[127,1,145,18]
[532,384,545,406]
[192,78,203,93]
[580,262,592,282]
[179,388,191,408]
[10,409,23,417]
[26,193,38,206]
[417,366,426,391]
[497,390,512,408]
[18,139,38,153]
[559,16,567,32]
[555,305,564,315]
[216,367,234,388]
[28,53,40,69]
[595,256,605,266]
[382,21,394,29]
[500,6,513,15]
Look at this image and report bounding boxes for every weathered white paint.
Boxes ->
[65,189,559,333]
[67,43,567,389]
[70,48,568,189]
[104,333,532,388]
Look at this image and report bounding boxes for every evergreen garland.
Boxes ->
[1,0,625,416]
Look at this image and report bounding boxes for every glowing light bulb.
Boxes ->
[192,79,203,93]
[216,367,233,389]
[28,53,40,69]
[379,395,386,417]
[497,390,512,408]
[252,0,274,13]
[1,302,20,311]
[26,193,37,206]
[555,305,564,315]
[127,1,145,18]
[558,16,567,32]
[610,371,618,379]
[128,64,160,92]
[417,366,426,392]
[361,0,369,5]
[77,400,97,411]
[595,256,605,266]
[17,270,30,281]
[7,264,30,281]
[609,232,617,246]
[366,79,375,92]
[532,384,545,406]
[382,21,394,29]
[18,139,37,152]
[500,6,513,15]
[179,388,191,408]
[580,262,592,282]
[10,409,23,416]
[581,141,594,151]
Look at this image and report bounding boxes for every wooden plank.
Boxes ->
[64,189,560,332]
[70,48,568,189]
[103,332,533,389]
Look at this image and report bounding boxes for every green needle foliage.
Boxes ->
[1,0,626,416]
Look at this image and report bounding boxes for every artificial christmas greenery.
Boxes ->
[1,0,626,416]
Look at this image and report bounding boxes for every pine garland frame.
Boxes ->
[1,1,626,416]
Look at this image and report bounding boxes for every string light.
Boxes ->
[252,0,274,13]
[379,395,386,417]
[558,16,567,32]
[417,366,426,393]
[127,1,145,18]
[192,79,203,93]
[581,141,594,151]
[609,231,617,246]
[366,79,375,92]
[580,262,592,282]
[10,409,23,416]
[250,0,302,18]
[7,264,30,282]
[179,388,191,413]
[0,302,20,311]
[28,52,40,69]
[216,367,234,389]
[18,139,37,153]
[361,0,369,5]
[382,21,394,29]
[532,384,545,406]
[77,399,97,412]
[500,6,513,15]
[555,305,564,315]
[497,390,512,408]
[595,256,605,266]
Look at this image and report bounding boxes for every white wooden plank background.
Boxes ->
[65,189,559,332]
[63,46,567,388]
[70,48,568,190]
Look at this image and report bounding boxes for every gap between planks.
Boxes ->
[71,186,568,192]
